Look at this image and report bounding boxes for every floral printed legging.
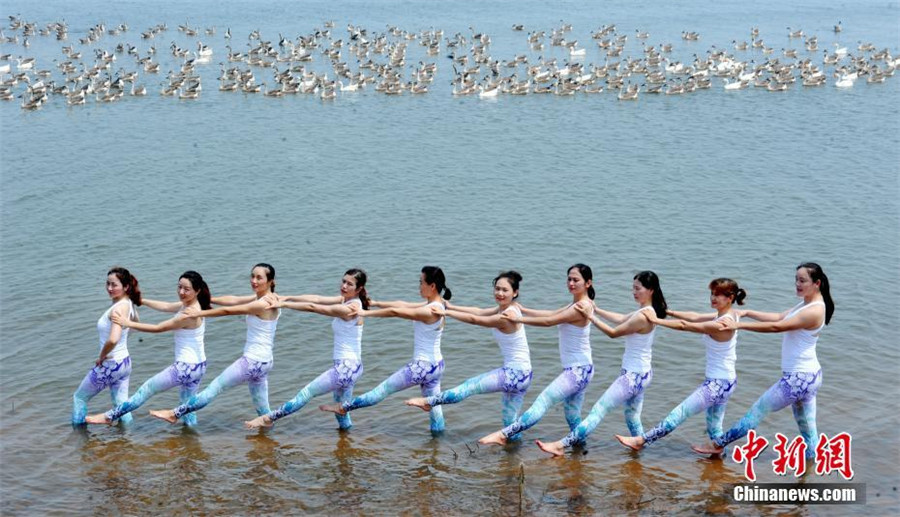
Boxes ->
[342,359,445,432]
[103,361,207,426]
[426,366,533,438]
[642,377,736,445]
[500,364,594,440]
[172,356,273,419]
[72,357,132,425]
[714,370,822,458]
[560,369,653,448]
[268,359,363,429]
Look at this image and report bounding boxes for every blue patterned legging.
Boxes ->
[268,359,363,429]
[72,357,132,425]
[714,370,822,458]
[426,366,533,436]
[172,356,273,419]
[642,378,736,445]
[560,369,653,448]
[343,359,445,432]
[499,364,594,439]
[104,361,207,426]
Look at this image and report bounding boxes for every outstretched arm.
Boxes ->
[443,308,511,330]
[518,304,565,317]
[444,301,500,316]
[140,297,182,313]
[277,300,358,320]
[666,309,718,322]
[740,308,790,322]
[211,294,257,306]
[187,297,272,318]
[723,306,822,333]
[506,304,584,327]
[594,303,629,325]
[370,299,423,309]
[650,313,734,341]
[112,311,194,333]
[359,304,437,323]
[279,294,344,305]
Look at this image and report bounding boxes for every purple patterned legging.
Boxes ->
[642,378,736,445]
[499,364,594,440]
[267,359,363,429]
[103,361,207,426]
[72,357,132,425]
[714,370,822,458]
[560,369,653,448]
[342,359,445,432]
[172,356,273,419]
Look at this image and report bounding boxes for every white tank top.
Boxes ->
[97,300,135,361]
[173,316,206,363]
[703,313,738,379]
[621,306,656,373]
[781,301,825,372]
[332,298,363,361]
[492,306,531,370]
[558,305,592,368]
[412,301,444,363]
[243,310,279,363]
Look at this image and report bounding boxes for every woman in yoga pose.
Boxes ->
[72,267,142,425]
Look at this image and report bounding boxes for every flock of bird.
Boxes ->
[1,14,897,111]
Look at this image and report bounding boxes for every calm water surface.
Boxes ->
[1,0,899,515]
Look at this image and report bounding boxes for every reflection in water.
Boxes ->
[542,452,596,515]
[494,445,529,515]
[324,430,371,513]
[80,427,210,514]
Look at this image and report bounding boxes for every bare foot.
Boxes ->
[319,403,347,416]
[535,439,565,457]
[405,397,432,412]
[85,413,112,425]
[615,434,645,451]
[478,430,508,446]
[244,415,274,429]
[149,409,178,424]
[691,440,724,455]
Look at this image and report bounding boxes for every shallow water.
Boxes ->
[1,0,899,515]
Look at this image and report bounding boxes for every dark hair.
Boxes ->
[634,270,667,318]
[180,270,212,310]
[798,262,834,325]
[708,278,747,306]
[421,265,452,301]
[252,263,276,293]
[108,266,142,306]
[493,270,523,299]
[344,268,371,310]
[568,263,595,300]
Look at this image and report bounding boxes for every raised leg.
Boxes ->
[173,357,249,419]
[104,364,180,422]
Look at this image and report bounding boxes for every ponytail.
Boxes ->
[421,266,452,301]
[344,268,371,309]
[180,270,212,310]
[108,266,142,306]
[635,270,667,319]
[709,278,747,306]
[798,262,834,324]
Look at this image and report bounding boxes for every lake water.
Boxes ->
[1,0,899,514]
